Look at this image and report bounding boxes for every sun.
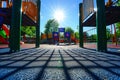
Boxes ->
[53,9,65,22]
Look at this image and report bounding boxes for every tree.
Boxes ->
[115,0,120,38]
[75,32,79,39]
[89,34,97,42]
[106,28,111,40]
[44,19,59,40]
[21,26,36,37]
[65,27,74,34]
[116,0,120,6]
[115,22,120,38]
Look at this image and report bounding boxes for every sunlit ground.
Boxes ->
[0,43,120,53]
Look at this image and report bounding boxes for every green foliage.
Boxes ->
[116,0,120,6]
[106,28,111,40]
[115,1,120,39]
[65,27,74,34]
[21,26,36,37]
[75,32,79,39]
[59,32,64,38]
[44,19,59,34]
[89,34,97,41]
[115,22,120,38]
[44,19,59,41]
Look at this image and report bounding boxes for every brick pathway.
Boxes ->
[0,46,120,80]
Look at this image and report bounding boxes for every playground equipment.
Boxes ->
[0,24,9,44]
[41,28,77,44]
[82,0,120,26]
[0,24,24,44]
[0,0,38,26]
[80,0,120,52]
[0,0,39,52]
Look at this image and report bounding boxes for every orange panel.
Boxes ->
[22,1,38,23]
[41,34,47,39]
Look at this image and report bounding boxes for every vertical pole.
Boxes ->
[79,3,83,48]
[9,0,22,52]
[96,0,107,52]
[111,25,113,43]
[36,0,41,48]
[113,24,117,46]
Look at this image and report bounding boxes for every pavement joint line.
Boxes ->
[59,49,72,80]
[63,49,101,80]
[68,49,120,77]
[0,48,44,60]
[0,49,49,80]
[34,49,55,80]
[0,47,120,80]
[0,49,46,67]
[72,49,120,68]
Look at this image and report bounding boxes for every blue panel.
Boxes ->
[65,32,70,38]
[52,32,59,39]
[59,28,65,32]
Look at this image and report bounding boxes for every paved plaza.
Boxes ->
[0,45,120,80]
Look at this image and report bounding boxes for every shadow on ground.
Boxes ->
[0,48,120,80]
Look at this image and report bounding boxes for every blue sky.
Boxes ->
[40,0,108,34]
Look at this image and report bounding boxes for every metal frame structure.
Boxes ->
[79,0,107,52]
[9,0,41,52]
[2,0,119,52]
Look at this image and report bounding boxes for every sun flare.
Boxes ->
[53,9,65,22]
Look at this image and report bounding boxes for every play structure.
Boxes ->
[0,0,119,52]
[0,0,40,52]
[79,0,120,52]
[41,28,77,44]
[0,0,38,26]
[0,24,9,44]
[0,24,24,45]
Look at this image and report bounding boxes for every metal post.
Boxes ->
[79,3,83,48]
[113,24,117,46]
[9,0,22,52]
[36,0,41,48]
[96,0,107,52]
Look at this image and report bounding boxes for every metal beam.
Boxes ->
[79,3,83,48]
[9,0,22,52]
[96,0,107,52]
[36,0,41,48]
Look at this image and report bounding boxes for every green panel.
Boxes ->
[9,0,22,52]
[79,3,83,48]
[96,0,107,52]
[36,0,41,48]
[0,30,6,38]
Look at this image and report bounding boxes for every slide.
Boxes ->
[2,24,9,36]
[0,24,9,44]
[0,24,24,45]
[0,35,8,44]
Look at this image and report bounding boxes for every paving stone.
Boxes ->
[90,68,120,80]
[42,69,65,80]
[27,61,46,67]
[0,68,16,78]
[0,61,14,66]
[0,47,120,80]
[69,69,94,80]
[5,68,41,80]
[65,61,80,68]
[47,61,63,68]
[7,61,29,67]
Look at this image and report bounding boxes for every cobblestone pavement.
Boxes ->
[0,45,120,80]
